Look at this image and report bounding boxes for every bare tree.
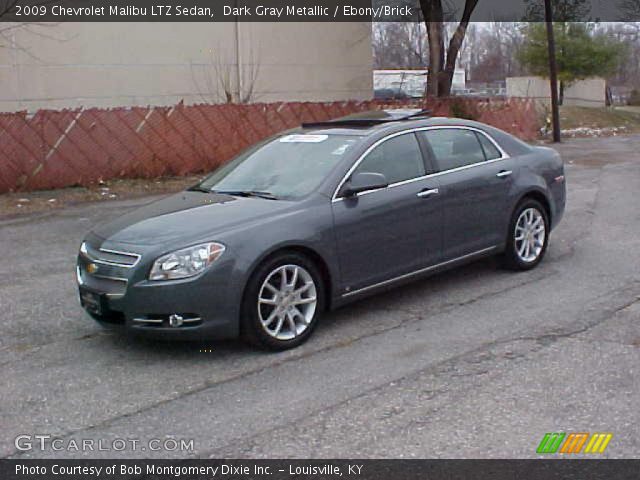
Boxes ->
[0,1,68,60]
[373,22,428,69]
[419,0,480,97]
[597,22,640,89]
[0,0,18,17]
[191,46,261,104]
[618,0,640,18]
[467,22,525,84]
[522,0,591,21]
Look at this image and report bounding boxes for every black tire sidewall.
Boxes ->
[505,199,550,271]
[241,252,325,351]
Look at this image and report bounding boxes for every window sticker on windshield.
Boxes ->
[280,134,328,143]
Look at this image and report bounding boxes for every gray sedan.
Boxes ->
[77,110,566,350]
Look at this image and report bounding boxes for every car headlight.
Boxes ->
[149,242,225,281]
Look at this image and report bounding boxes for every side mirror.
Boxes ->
[342,172,389,197]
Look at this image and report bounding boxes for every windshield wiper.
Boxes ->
[187,185,213,193]
[212,190,280,200]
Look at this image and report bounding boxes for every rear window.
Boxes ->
[477,132,502,160]
[419,129,486,172]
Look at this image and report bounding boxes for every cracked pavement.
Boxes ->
[1,135,639,459]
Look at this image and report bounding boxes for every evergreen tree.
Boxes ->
[518,23,625,104]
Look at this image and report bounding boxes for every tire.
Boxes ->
[241,252,325,351]
[501,198,550,271]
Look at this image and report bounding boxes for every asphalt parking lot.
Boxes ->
[1,135,639,459]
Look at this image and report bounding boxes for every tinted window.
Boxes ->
[477,132,502,160]
[353,133,425,185]
[420,129,486,172]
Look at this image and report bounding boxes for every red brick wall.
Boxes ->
[0,98,539,193]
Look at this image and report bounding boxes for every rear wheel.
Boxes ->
[502,199,549,271]
[241,253,324,351]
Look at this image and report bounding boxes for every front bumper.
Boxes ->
[549,174,567,231]
[77,239,242,340]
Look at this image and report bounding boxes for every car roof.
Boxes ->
[299,110,497,137]
[297,110,533,157]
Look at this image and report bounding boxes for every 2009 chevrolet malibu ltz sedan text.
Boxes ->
[77,110,566,350]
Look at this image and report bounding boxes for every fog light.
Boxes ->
[168,314,184,327]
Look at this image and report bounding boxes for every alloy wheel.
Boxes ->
[514,207,546,263]
[257,264,317,341]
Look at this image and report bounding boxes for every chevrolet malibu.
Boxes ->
[77,110,566,350]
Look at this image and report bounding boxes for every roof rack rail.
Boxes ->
[301,109,432,129]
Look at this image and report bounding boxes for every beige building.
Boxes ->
[506,76,608,108]
[0,22,373,112]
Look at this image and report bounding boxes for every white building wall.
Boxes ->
[0,22,373,112]
[506,76,607,107]
[563,78,607,107]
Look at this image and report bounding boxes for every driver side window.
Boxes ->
[353,133,426,185]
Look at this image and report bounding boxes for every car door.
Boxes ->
[331,132,443,295]
[418,127,514,260]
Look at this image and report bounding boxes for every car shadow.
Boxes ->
[96,256,507,359]
[321,256,505,325]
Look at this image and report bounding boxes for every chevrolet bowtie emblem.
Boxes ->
[87,263,99,274]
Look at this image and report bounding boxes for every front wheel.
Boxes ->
[241,253,324,351]
[501,199,549,271]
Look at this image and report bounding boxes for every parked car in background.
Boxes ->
[77,110,566,350]
[374,88,410,100]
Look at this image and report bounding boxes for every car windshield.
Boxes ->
[197,133,361,199]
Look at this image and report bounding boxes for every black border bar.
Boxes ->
[1,0,638,22]
[2,460,640,480]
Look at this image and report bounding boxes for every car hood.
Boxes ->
[92,191,296,246]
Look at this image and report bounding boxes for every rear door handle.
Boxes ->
[417,188,439,198]
[496,170,513,179]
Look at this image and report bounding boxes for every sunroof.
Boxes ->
[302,109,431,129]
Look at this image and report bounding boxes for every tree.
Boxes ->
[522,0,591,21]
[518,23,625,104]
[466,22,526,83]
[418,0,480,97]
[0,1,65,57]
[618,0,640,18]
[373,22,427,69]
[598,23,640,88]
[0,0,17,17]
[190,45,261,104]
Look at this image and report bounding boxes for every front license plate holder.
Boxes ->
[80,289,104,316]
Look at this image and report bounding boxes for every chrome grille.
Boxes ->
[78,242,138,297]
[80,242,140,268]
[77,264,127,297]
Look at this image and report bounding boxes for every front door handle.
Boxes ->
[496,170,513,179]
[417,188,439,199]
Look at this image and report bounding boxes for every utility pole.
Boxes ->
[234,0,242,103]
[544,0,561,142]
